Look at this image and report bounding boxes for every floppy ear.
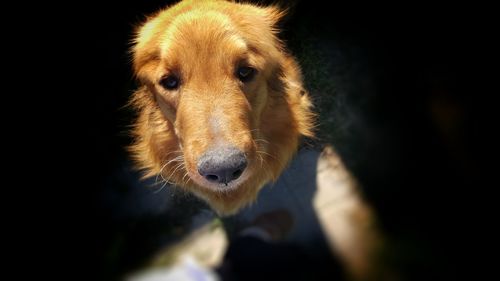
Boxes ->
[130,16,163,83]
[128,86,160,178]
[131,42,161,83]
[133,51,160,83]
[279,57,316,139]
[263,6,287,31]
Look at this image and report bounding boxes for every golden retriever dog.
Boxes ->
[129,0,314,215]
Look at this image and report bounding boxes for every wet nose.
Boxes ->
[197,147,247,185]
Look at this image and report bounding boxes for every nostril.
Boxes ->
[206,174,219,182]
[232,168,243,179]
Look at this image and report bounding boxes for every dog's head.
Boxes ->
[130,0,314,215]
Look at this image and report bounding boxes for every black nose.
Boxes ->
[197,147,247,185]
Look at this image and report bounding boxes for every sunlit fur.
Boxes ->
[129,0,314,215]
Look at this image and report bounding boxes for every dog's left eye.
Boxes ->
[236,66,256,82]
[159,75,180,90]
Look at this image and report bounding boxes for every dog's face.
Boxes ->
[130,0,314,215]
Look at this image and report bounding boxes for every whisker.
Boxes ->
[161,150,183,159]
[253,138,269,144]
[162,160,185,185]
[155,160,182,193]
[153,153,184,190]
[256,151,265,167]
[256,151,274,179]
[181,171,191,186]
[257,150,284,167]
[157,155,182,178]
[153,181,169,194]
[155,162,170,186]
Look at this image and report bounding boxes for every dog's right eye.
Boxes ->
[236,66,256,83]
[159,75,180,90]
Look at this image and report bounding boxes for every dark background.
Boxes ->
[15,0,493,280]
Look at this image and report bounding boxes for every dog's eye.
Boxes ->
[236,66,256,82]
[159,75,180,90]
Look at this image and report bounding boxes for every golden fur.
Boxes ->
[129,0,314,215]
